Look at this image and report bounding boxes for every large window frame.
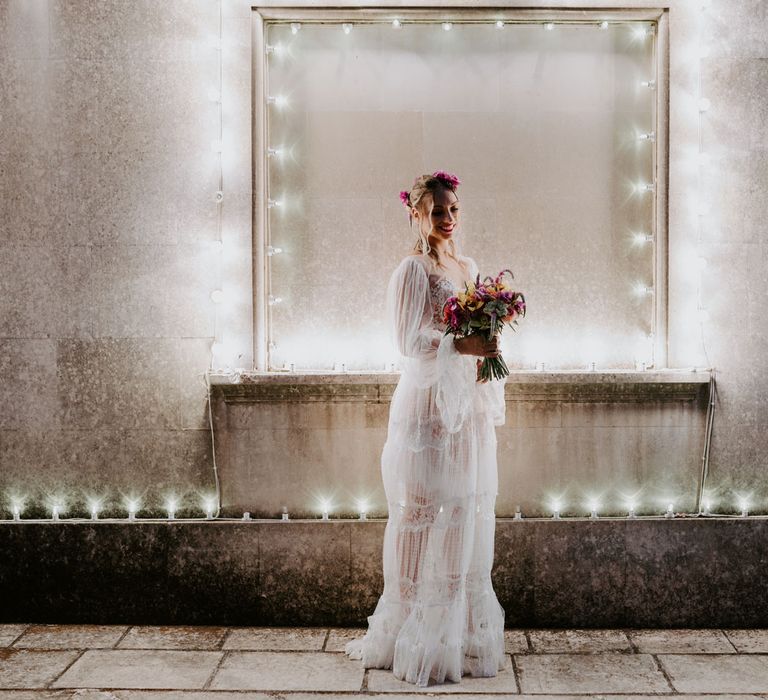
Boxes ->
[251,5,670,372]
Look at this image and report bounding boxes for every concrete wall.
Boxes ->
[0,1,766,520]
[211,372,710,519]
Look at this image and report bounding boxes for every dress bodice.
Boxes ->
[427,274,457,331]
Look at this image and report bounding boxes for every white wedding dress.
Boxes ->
[345,253,508,687]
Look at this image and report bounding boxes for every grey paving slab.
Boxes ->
[0,693,73,700]
[366,657,517,693]
[37,693,276,699]
[725,629,768,652]
[528,628,630,653]
[629,628,736,653]
[221,626,327,650]
[515,652,671,694]
[49,649,223,689]
[0,626,28,648]
[209,650,364,691]
[117,626,228,650]
[12,624,128,649]
[0,649,80,689]
[659,653,768,693]
[504,629,529,654]
[326,627,363,651]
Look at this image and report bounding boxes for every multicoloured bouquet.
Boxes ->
[442,270,526,381]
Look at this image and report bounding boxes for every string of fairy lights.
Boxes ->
[263,17,662,373]
[2,8,736,525]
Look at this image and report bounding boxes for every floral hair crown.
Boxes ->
[400,170,461,208]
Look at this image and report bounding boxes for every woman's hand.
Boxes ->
[454,333,500,358]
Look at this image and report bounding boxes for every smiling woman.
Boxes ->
[343,169,508,687]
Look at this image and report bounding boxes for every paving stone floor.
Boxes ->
[3,625,768,698]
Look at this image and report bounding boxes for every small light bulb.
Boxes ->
[89,501,100,520]
[665,502,674,518]
[127,500,139,521]
[211,289,225,303]
[12,500,22,521]
[627,502,637,518]
[166,498,177,520]
[442,22,452,32]
[266,245,283,256]
[290,23,301,34]
[204,498,215,519]
[544,22,554,30]
[495,20,504,29]
[703,499,711,515]
[740,499,749,517]
[392,18,401,28]
[536,361,545,372]
[267,198,283,208]
[589,501,599,519]
[342,23,352,34]
[265,43,285,55]
[281,506,289,521]
[268,294,282,306]
[320,500,330,520]
[638,131,656,141]
[514,506,522,520]
[552,501,562,519]
[52,504,60,521]
[358,500,368,520]
[267,147,283,158]
[640,79,656,89]
[214,190,224,203]
[698,97,711,112]
[600,20,608,29]
[242,511,252,520]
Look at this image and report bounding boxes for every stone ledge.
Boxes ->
[209,369,711,403]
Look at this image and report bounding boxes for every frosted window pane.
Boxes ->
[264,21,656,370]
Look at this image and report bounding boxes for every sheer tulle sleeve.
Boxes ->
[387,257,475,432]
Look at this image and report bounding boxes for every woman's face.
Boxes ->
[415,187,460,243]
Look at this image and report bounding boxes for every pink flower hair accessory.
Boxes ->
[432,170,461,188]
[399,190,411,207]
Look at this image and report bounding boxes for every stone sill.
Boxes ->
[208,369,711,403]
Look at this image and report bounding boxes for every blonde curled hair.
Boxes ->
[403,172,466,272]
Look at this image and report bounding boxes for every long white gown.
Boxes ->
[345,253,508,687]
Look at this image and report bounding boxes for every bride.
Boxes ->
[344,171,508,686]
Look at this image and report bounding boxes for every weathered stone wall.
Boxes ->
[0,1,765,519]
